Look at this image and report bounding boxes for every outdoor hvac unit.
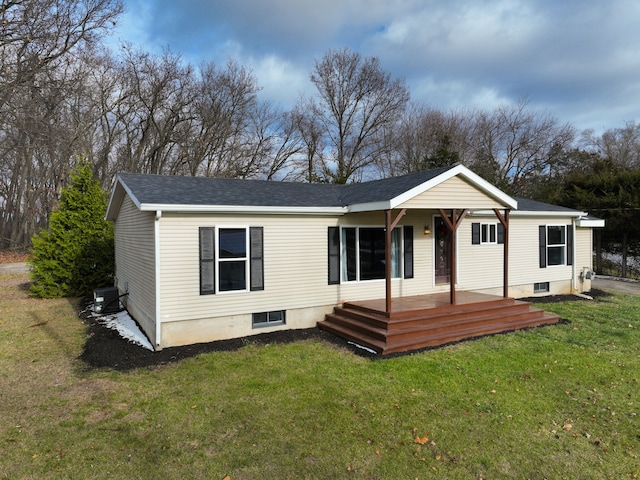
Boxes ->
[93,287,120,314]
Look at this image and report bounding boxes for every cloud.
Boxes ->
[111,0,640,132]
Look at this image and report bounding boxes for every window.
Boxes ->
[539,225,573,268]
[252,310,286,328]
[199,227,264,294]
[330,226,404,283]
[472,222,504,245]
[534,282,549,294]
[482,223,497,244]
[218,228,247,291]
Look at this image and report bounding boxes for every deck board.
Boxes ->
[318,292,560,355]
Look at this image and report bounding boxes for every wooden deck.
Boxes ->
[317,292,560,355]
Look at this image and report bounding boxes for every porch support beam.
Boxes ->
[384,208,407,316]
[494,208,510,298]
[438,208,469,304]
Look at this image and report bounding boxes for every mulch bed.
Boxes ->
[77,290,612,372]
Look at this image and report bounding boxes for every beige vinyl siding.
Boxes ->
[457,218,505,291]
[156,209,443,346]
[460,214,581,296]
[575,227,594,291]
[575,227,593,271]
[400,176,505,209]
[508,216,574,286]
[113,196,156,342]
[158,213,341,323]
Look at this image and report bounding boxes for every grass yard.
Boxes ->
[1,272,639,479]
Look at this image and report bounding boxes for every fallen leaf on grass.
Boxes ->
[563,424,572,431]
[414,436,429,445]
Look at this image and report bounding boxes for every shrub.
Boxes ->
[29,162,114,297]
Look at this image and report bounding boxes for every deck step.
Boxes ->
[318,296,561,355]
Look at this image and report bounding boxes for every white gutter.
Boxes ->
[154,210,162,349]
[469,209,587,218]
[138,203,347,216]
[572,217,577,293]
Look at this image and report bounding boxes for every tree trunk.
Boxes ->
[621,230,628,278]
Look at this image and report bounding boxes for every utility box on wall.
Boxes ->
[93,287,120,314]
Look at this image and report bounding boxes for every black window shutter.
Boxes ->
[472,223,480,244]
[249,227,264,291]
[403,225,414,279]
[539,225,547,268]
[566,224,573,266]
[199,227,215,294]
[328,227,340,285]
[497,223,505,244]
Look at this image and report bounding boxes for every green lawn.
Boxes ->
[1,273,639,479]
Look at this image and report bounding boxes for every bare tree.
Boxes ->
[308,47,410,183]
[291,99,326,182]
[0,0,122,249]
[380,104,473,176]
[581,121,640,169]
[0,0,122,107]
[468,99,576,195]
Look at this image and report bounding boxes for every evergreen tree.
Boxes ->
[29,162,114,297]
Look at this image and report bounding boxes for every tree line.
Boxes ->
[1,0,639,276]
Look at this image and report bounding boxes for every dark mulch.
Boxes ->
[518,288,611,303]
[77,298,348,371]
[78,290,612,372]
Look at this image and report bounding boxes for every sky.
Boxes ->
[107,0,640,134]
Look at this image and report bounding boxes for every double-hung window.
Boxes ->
[199,226,264,294]
[329,226,412,283]
[218,228,248,291]
[539,225,573,268]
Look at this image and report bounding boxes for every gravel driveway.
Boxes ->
[0,262,29,274]
[592,276,640,295]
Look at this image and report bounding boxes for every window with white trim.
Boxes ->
[471,222,504,245]
[218,228,248,291]
[340,226,402,282]
[199,226,264,294]
[539,225,572,268]
[546,225,565,266]
[481,223,497,244]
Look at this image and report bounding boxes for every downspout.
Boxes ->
[571,217,577,293]
[154,210,162,349]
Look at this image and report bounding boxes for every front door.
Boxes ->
[434,216,451,284]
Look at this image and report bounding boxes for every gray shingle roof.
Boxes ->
[513,197,580,213]
[117,165,455,208]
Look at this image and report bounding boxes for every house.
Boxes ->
[105,164,604,354]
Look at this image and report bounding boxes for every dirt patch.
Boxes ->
[77,291,610,371]
[0,251,30,263]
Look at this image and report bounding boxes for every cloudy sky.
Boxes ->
[108,0,640,134]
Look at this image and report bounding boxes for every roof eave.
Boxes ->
[138,204,348,215]
[576,216,606,227]
[391,164,518,210]
[470,209,587,217]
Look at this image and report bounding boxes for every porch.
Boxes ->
[317,291,560,355]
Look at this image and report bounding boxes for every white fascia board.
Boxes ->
[138,203,348,216]
[106,176,142,221]
[576,217,605,228]
[347,201,391,213]
[470,209,586,218]
[389,164,518,210]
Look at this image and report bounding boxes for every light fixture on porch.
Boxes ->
[423,224,431,235]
